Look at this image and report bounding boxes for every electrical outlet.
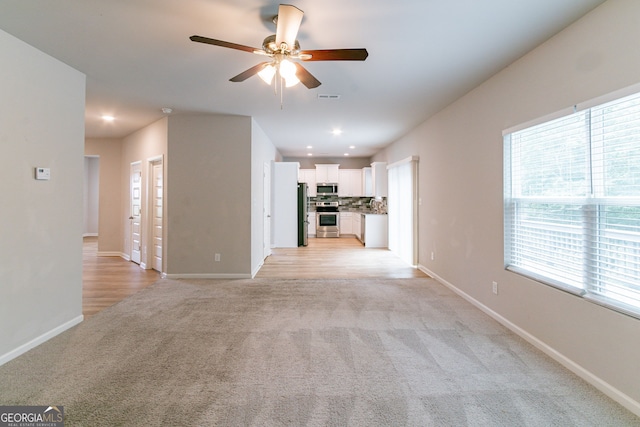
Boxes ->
[214,253,221,262]
[431,251,435,261]
[492,281,498,295]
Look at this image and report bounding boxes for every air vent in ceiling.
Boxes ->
[317,94,341,100]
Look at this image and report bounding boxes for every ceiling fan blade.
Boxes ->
[190,35,258,54]
[230,62,270,82]
[300,48,369,61]
[294,63,321,89]
[275,4,304,49]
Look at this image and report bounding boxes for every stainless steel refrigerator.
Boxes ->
[297,182,308,246]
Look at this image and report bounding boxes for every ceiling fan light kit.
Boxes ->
[189,4,368,105]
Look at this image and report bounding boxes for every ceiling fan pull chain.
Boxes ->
[280,76,284,110]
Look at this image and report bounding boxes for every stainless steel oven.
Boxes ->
[316,201,340,238]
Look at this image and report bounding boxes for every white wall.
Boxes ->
[0,29,85,363]
[272,162,300,248]
[251,120,280,275]
[374,0,640,412]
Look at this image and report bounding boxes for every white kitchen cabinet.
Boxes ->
[315,164,339,183]
[298,169,316,196]
[308,212,316,236]
[338,169,362,197]
[371,162,388,197]
[362,167,372,197]
[353,212,362,241]
[361,213,388,248]
[339,212,353,234]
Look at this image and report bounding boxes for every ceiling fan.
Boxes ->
[189,4,368,89]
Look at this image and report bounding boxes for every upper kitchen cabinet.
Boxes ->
[362,167,372,197]
[298,169,316,196]
[371,162,388,197]
[315,164,339,183]
[338,169,362,197]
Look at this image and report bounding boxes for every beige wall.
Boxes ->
[121,118,168,268]
[375,0,640,411]
[166,115,253,277]
[0,29,85,362]
[85,138,123,254]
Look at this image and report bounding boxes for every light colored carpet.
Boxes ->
[0,277,637,426]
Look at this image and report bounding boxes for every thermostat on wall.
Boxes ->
[35,167,51,180]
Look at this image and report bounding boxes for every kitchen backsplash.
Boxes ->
[310,196,387,213]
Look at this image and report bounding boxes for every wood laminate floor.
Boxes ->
[82,237,159,317]
[256,236,427,279]
[83,236,426,316]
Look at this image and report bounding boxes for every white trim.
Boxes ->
[82,233,98,237]
[386,155,419,170]
[0,315,83,366]
[417,264,640,417]
[503,81,640,136]
[576,81,640,112]
[252,261,264,278]
[503,107,574,136]
[164,273,253,279]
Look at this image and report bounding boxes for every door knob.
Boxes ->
[129,216,134,220]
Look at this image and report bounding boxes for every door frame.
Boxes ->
[129,161,143,265]
[145,155,165,274]
[263,162,272,260]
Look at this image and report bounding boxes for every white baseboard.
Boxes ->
[252,261,265,278]
[164,273,253,279]
[417,264,640,417]
[0,315,83,366]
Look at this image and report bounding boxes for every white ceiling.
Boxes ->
[0,0,605,157]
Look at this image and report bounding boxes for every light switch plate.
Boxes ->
[35,167,51,180]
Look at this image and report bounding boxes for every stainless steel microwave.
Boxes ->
[316,183,338,195]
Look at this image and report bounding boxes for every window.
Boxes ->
[388,157,418,266]
[504,91,640,318]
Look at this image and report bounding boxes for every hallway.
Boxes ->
[82,236,159,317]
[83,236,426,316]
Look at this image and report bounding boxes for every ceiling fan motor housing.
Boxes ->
[262,34,300,55]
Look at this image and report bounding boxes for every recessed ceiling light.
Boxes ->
[306,145,313,149]
[307,153,313,156]
[349,145,356,149]
[332,129,342,136]
[161,107,173,114]
[101,115,115,122]
[344,153,350,156]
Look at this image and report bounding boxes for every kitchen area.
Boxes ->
[272,162,390,249]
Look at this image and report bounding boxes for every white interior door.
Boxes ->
[151,161,163,272]
[263,162,272,259]
[130,162,142,264]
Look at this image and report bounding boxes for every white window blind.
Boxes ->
[504,91,640,318]
[388,156,418,266]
